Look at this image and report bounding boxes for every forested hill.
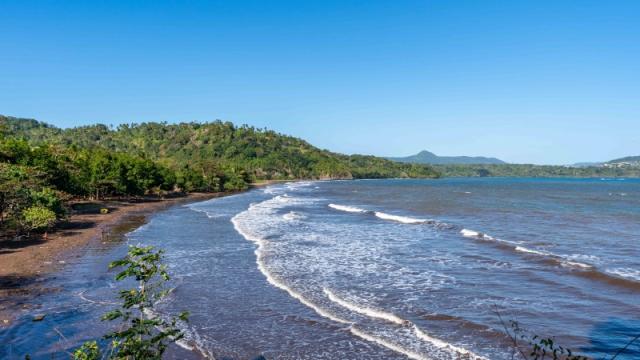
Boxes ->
[388,150,506,165]
[1,115,440,189]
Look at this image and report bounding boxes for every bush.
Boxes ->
[72,341,100,360]
[29,187,66,218]
[73,245,189,360]
[21,205,56,232]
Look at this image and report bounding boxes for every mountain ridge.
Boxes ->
[387,150,506,165]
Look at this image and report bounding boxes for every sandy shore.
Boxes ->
[0,192,227,326]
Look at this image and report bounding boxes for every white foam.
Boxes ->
[349,327,428,360]
[515,247,593,268]
[283,211,306,221]
[461,229,595,270]
[232,198,350,325]
[413,326,489,360]
[606,267,640,281]
[263,187,279,195]
[323,288,406,325]
[560,260,593,269]
[460,229,493,240]
[515,246,549,256]
[328,203,368,213]
[234,195,485,360]
[374,212,427,224]
[324,288,486,359]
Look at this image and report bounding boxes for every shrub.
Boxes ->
[21,205,56,232]
[73,245,189,360]
[72,341,100,360]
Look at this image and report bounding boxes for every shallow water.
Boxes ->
[2,178,639,359]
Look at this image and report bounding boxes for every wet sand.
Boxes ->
[0,192,225,327]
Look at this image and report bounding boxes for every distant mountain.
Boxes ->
[608,155,640,164]
[569,156,640,168]
[603,155,640,168]
[388,150,506,165]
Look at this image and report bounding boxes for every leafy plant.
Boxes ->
[507,320,589,360]
[73,245,189,360]
[73,341,101,360]
[21,205,57,232]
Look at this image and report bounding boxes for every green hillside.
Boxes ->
[0,115,439,237]
[1,115,440,189]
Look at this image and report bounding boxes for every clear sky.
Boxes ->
[1,1,638,164]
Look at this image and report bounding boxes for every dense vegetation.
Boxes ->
[0,115,439,237]
[2,115,440,184]
[433,163,640,178]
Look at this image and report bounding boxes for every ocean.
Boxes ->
[2,178,639,359]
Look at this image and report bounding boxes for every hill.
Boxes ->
[606,155,640,165]
[1,115,440,190]
[387,150,506,165]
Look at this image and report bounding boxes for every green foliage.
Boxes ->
[21,205,57,232]
[2,115,441,192]
[507,320,589,360]
[0,115,440,235]
[73,245,188,360]
[29,187,66,218]
[72,341,101,360]
[0,163,62,236]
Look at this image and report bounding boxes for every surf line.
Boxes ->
[233,198,435,360]
[350,326,431,360]
[460,229,594,270]
[231,212,350,325]
[324,288,488,360]
[233,197,481,360]
[328,203,430,224]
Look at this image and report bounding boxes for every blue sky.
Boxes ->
[1,1,638,164]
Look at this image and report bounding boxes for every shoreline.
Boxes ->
[0,191,232,327]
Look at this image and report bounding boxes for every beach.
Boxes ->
[0,192,224,327]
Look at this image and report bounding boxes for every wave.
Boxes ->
[460,229,494,241]
[514,246,548,256]
[329,204,430,224]
[374,212,427,224]
[324,288,487,360]
[323,288,406,325]
[235,196,488,360]
[606,267,640,281]
[460,229,594,270]
[349,326,427,360]
[328,203,368,213]
[232,198,350,325]
[458,228,640,288]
